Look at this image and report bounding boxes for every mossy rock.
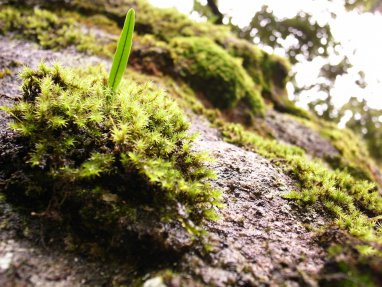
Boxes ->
[220,122,382,245]
[130,34,174,75]
[0,6,109,56]
[320,121,379,183]
[11,0,229,42]
[0,64,222,251]
[170,37,265,116]
[220,37,311,119]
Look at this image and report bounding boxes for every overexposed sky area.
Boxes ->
[149,0,382,110]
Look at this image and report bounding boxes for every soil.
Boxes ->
[0,36,331,286]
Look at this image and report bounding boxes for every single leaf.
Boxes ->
[108,8,135,91]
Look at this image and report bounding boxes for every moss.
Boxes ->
[1,64,222,250]
[12,0,228,42]
[0,68,12,79]
[220,37,311,119]
[291,115,380,184]
[218,121,382,248]
[0,6,110,56]
[220,38,267,88]
[320,121,377,182]
[170,37,265,116]
[218,118,382,283]
[319,236,382,287]
[70,0,229,42]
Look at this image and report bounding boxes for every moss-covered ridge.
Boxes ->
[2,1,300,118]
[219,121,382,284]
[170,37,265,116]
[1,64,222,250]
[0,6,112,56]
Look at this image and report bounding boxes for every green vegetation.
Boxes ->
[294,115,380,184]
[320,122,377,182]
[2,1,382,283]
[219,122,382,245]
[0,68,12,79]
[108,8,135,91]
[1,2,307,120]
[170,37,265,116]
[1,64,222,248]
[0,6,109,56]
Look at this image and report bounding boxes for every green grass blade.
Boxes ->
[108,8,135,91]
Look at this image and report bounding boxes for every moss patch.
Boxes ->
[291,115,380,185]
[216,121,382,284]
[1,64,222,251]
[9,0,311,120]
[170,37,265,116]
[0,6,110,56]
[320,122,377,182]
[0,68,12,79]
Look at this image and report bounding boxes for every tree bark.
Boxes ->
[206,0,224,24]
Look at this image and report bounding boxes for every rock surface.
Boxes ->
[0,36,331,286]
[265,110,339,160]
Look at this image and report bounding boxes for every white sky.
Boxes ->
[148,0,382,110]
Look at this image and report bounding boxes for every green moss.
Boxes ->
[218,122,382,245]
[56,0,230,42]
[320,121,377,182]
[1,64,222,247]
[0,6,109,56]
[291,115,379,184]
[220,37,311,119]
[218,118,382,284]
[0,68,12,79]
[320,242,382,287]
[170,37,265,116]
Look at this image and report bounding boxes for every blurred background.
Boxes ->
[148,0,382,165]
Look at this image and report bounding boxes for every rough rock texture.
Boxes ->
[265,110,339,160]
[184,116,327,286]
[0,36,329,286]
[0,202,137,287]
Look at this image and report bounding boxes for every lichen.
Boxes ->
[1,64,222,250]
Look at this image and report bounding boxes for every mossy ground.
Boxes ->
[1,2,305,120]
[1,64,222,253]
[2,0,382,285]
[170,36,265,116]
[0,6,113,56]
[217,121,382,285]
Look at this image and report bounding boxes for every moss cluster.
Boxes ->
[292,115,380,184]
[320,122,377,182]
[170,37,265,116]
[0,68,12,79]
[0,6,109,56]
[219,122,382,250]
[1,64,222,247]
[223,39,310,118]
[57,0,229,42]
[6,0,308,120]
